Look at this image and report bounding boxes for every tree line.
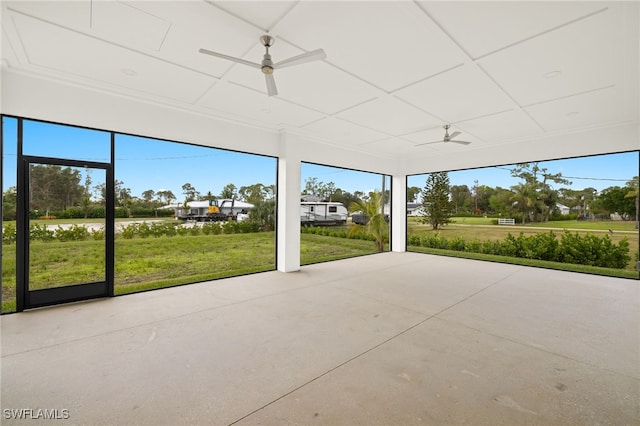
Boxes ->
[2,163,638,228]
[419,163,639,229]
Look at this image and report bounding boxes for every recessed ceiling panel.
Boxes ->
[129,1,261,77]
[524,87,632,132]
[394,64,514,123]
[2,26,20,66]
[13,14,215,103]
[301,117,387,146]
[212,1,296,31]
[337,97,440,136]
[92,1,170,51]
[479,9,619,107]
[458,110,543,143]
[273,1,467,92]
[421,1,608,59]
[226,41,379,115]
[360,137,420,156]
[4,1,90,30]
[199,81,324,128]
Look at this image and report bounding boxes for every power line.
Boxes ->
[492,166,630,182]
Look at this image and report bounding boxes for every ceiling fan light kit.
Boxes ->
[200,34,326,96]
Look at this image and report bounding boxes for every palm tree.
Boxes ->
[349,191,387,252]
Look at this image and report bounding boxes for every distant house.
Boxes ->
[555,203,570,216]
[407,203,424,216]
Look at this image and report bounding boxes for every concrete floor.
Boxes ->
[1,252,638,425]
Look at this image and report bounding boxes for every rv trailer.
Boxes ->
[300,200,348,226]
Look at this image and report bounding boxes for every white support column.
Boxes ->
[276,134,301,272]
[391,174,407,252]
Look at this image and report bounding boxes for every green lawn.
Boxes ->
[2,217,637,313]
[1,231,379,313]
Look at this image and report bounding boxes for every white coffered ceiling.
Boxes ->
[1,1,638,172]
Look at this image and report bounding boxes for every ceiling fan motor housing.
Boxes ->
[261,54,274,74]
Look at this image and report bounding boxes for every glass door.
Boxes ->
[17,156,114,309]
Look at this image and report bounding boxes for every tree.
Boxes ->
[450,184,472,214]
[220,183,238,199]
[156,190,176,206]
[141,189,156,204]
[239,183,275,205]
[302,177,338,200]
[331,189,361,210]
[510,163,570,222]
[488,187,514,217]
[2,186,17,221]
[247,199,276,231]
[349,191,387,252]
[597,186,636,219]
[420,172,452,230]
[29,164,83,215]
[181,183,199,202]
[510,182,536,224]
[624,176,639,228]
[407,186,421,203]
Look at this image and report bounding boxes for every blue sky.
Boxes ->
[2,117,638,201]
[408,152,639,194]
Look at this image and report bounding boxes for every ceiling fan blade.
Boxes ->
[265,73,278,96]
[449,131,461,139]
[199,48,261,69]
[274,49,327,69]
[415,140,442,146]
[450,140,472,145]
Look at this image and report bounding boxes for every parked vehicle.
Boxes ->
[175,199,251,222]
[300,200,348,226]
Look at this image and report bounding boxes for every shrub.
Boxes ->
[406,229,630,269]
[30,223,55,242]
[120,223,138,239]
[91,227,105,240]
[2,223,17,244]
[55,225,90,242]
[201,222,222,235]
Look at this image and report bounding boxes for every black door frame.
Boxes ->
[16,155,115,311]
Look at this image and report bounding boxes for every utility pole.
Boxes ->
[474,179,478,213]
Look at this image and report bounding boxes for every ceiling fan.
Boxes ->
[199,35,326,96]
[416,125,472,146]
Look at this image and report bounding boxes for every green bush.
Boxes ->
[2,223,17,244]
[407,230,630,269]
[201,222,222,235]
[91,227,105,240]
[30,223,55,242]
[55,225,90,242]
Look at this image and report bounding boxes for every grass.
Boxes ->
[2,217,637,313]
[1,231,379,313]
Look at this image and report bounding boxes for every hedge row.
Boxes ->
[408,231,630,269]
[35,207,175,220]
[1,221,263,244]
[300,225,389,243]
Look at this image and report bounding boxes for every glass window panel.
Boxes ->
[2,117,18,312]
[300,162,391,264]
[407,152,639,279]
[23,119,110,162]
[113,134,277,295]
